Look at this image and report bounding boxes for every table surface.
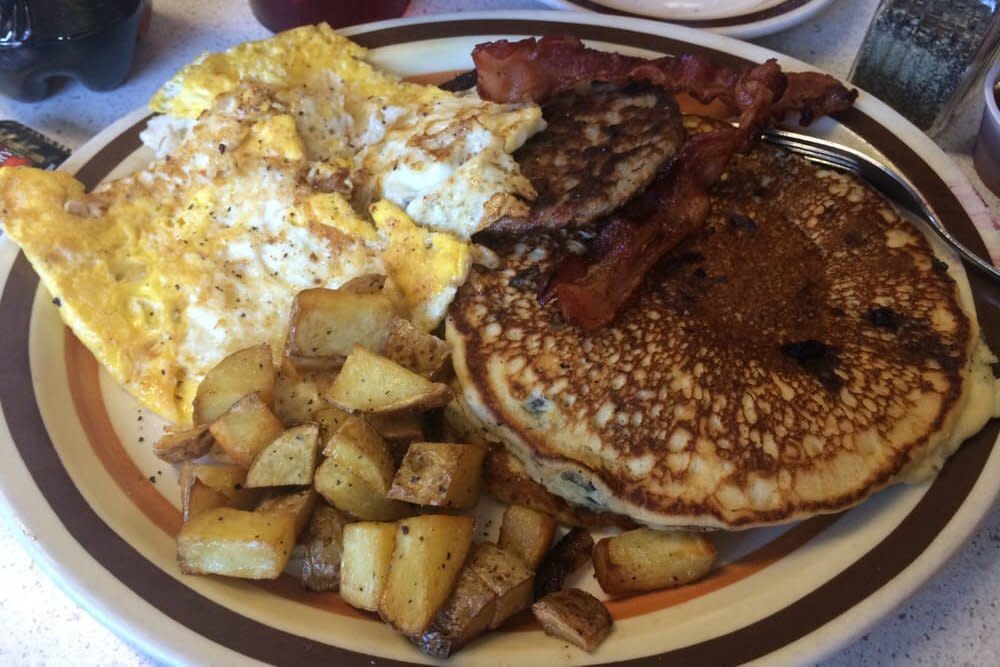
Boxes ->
[1,0,997,665]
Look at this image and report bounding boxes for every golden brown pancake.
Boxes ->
[448,116,997,529]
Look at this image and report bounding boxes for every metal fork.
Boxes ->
[762,128,1000,282]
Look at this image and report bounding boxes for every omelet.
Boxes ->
[147,23,544,238]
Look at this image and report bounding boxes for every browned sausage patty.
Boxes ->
[488,82,684,234]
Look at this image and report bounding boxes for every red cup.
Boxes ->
[249,0,410,32]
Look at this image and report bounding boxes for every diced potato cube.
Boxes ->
[300,504,350,592]
[325,345,451,415]
[287,288,395,361]
[323,417,395,494]
[245,424,320,488]
[284,354,342,374]
[273,360,326,425]
[464,543,534,629]
[209,393,285,468]
[313,456,408,521]
[153,425,214,463]
[379,515,475,636]
[535,527,595,599]
[498,505,557,570]
[193,344,275,426]
[339,273,386,295]
[368,412,424,442]
[592,528,716,596]
[340,521,397,611]
[381,317,450,378]
[177,507,296,579]
[412,565,497,658]
[184,481,230,521]
[388,442,485,510]
[179,463,259,522]
[532,589,613,652]
[314,405,352,445]
[255,488,318,536]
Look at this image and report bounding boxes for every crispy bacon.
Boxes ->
[474,35,856,329]
[473,36,855,121]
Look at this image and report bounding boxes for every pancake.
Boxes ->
[488,83,684,235]
[444,387,633,529]
[447,116,999,529]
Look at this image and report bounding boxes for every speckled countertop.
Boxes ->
[0,0,997,665]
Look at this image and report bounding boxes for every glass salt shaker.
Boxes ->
[850,0,1000,135]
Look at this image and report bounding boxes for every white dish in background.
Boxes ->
[0,10,997,667]
[541,0,838,38]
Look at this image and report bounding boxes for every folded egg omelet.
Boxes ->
[0,25,543,425]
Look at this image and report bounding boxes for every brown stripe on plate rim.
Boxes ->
[0,17,995,666]
[553,0,814,28]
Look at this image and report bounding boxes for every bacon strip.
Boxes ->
[475,36,856,329]
[473,36,855,122]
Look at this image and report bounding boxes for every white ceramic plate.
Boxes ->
[1,10,998,667]
[540,0,839,39]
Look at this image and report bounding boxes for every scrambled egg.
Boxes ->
[0,26,543,426]
[371,200,470,332]
[1,90,369,424]
[149,23,544,238]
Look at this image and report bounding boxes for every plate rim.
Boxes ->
[0,9,997,667]
[537,0,840,39]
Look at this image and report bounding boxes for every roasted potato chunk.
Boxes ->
[177,507,296,579]
[535,527,594,599]
[313,456,408,521]
[379,515,475,636]
[339,273,386,295]
[388,442,486,510]
[412,565,497,658]
[325,345,451,415]
[465,543,534,629]
[593,528,716,596]
[381,317,450,378]
[340,521,397,611]
[287,288,395,362]
[323,417,395,494]
[179,463,259,522]
[153,425,214,463]
[209,392,285,468]
[273,360,326,425]
[245,424,320,488]
[193,344,275,426]
[255,488,318,536]
[498,505,557,570]
[368,412,424,442]
[300,504,350,592]
[314,405,352,444]
[532,589,612,652]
